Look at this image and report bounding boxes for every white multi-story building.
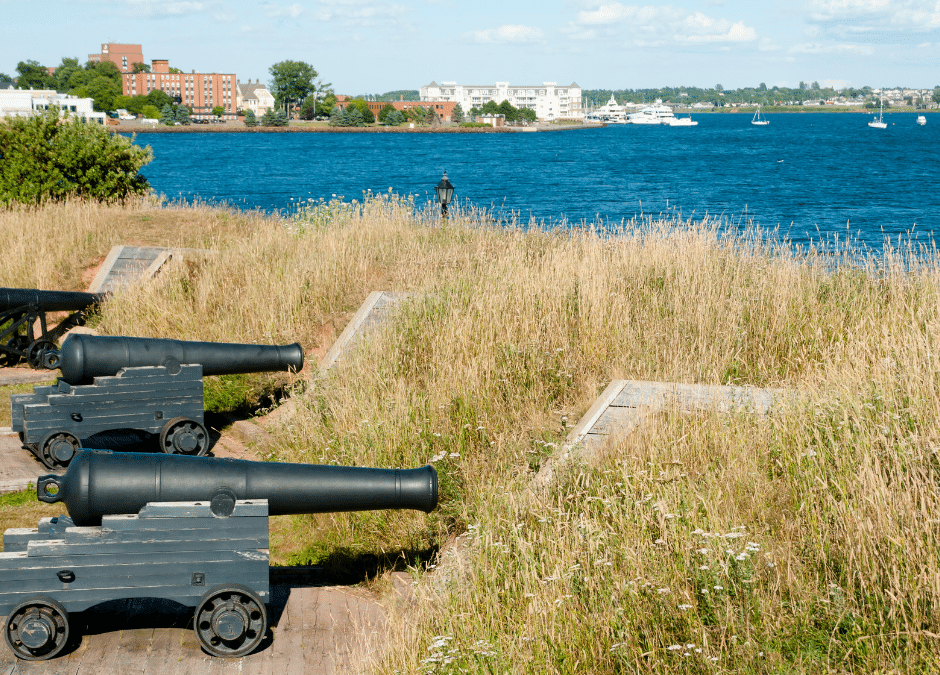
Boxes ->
[420,81,583,121]
[0,88,105,124]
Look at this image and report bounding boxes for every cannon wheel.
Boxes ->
[4,596,71,661]
[159,417,209,456]
[39,432,81,470]
[194,584,267,657]
[0,335,30,367]
[26,340,56,370]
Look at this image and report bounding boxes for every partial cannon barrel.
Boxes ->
[43,334,305,385]
[37,451,439,526]
[0,287,107,313]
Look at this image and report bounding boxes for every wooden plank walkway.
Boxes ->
[319,292,410,372]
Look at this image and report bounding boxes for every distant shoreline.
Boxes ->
[111,123,606,134]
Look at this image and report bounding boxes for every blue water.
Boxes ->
[128,112,940,251]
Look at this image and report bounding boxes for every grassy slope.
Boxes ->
[3,197,940,672]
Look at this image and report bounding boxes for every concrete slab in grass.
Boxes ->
[88,245,214,294]
[533,379,793,490]
[319,291,411,371]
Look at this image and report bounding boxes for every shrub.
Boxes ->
[0,109,152,206]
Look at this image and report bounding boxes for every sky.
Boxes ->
[2,0,939,94]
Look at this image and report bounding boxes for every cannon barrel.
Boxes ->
[0,287,107,313]
[45,334,304,384]
[37,451,439,526]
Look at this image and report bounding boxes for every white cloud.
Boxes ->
[806,0,940,31]
[571,3,759,48]
[466,24,546,44]
[118,0,220,18]
[264,2,304,19]
[789,42,875,55]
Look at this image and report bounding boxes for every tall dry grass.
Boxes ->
[4,194,940,671]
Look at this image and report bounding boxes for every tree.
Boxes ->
[497,100,517,122]
[54,58,82,92]
[274,110,288,126]
[0,109,152,206]
[347,106,364,127]
[932,87,940,105]
[299,96,316,120]
[386,109,404,126]
[328,105,348,127]
[243,109,258,127]
[146,89,174,110]
[451,103,464,123]
[75,76,121,111]
[15,60,56,89]
[132,62,151,74]
[519,107,537,123]
[811,81,820,91]
[159,104,175,125]
[141,104,161,120]
[175,105,191,125]
[347,98,374,124]
[0,73,12,83]
[316,93,336,117]
[212,105,225,119]
[377,103,396,123]
[480,100,500,115]
[268,60,318,114]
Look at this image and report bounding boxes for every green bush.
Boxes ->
[0,109,153,206]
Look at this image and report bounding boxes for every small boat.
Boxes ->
[917,115,926,126]
[868,96,887,129]
[667,114,697,127]
[751,106,769,126]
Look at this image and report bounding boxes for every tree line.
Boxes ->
[583,83,940,109]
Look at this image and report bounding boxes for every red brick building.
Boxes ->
[122,59,238,121]
[88,44,144,73]
[338,99,459,123]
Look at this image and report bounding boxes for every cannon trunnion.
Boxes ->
[0,452,439,660]
[10,335,304,469]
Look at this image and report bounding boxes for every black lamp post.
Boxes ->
[435,171,454,217]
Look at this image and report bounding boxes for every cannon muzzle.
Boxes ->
[44,334,304,384]
[37,451,438,526]
[0,287,107,313]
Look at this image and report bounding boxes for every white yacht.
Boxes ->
[585,94,629,124]
[751,106,769,126]
[917,115,927,126]
[868,96,887,129]
[627,100,675,125]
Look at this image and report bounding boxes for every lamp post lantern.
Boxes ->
[435,171,455,217]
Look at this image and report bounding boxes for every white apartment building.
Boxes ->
[420,81,583,120]
[0,88,105,124]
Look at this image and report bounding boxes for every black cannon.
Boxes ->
[0,288,107,368]
[11,334,304,469]
[0,451,438,660]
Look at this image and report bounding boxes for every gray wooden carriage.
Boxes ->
[0,451,438,661]
[0,500,270,660]
[11,364,207,469]
[10,334,304,469]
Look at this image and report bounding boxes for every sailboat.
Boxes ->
[868,96,887,129]
[751,105,769,126]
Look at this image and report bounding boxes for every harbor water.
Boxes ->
[129,111,940,251]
